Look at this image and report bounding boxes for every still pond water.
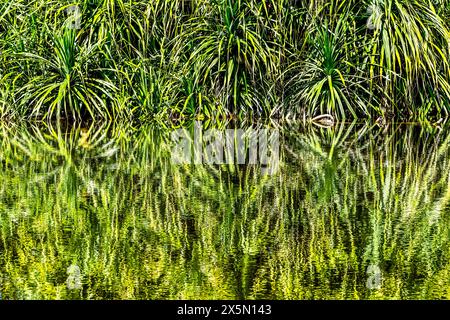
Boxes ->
[0,121,449,299]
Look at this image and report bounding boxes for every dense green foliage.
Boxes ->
[1,0,450,120]
[1,121,450,299]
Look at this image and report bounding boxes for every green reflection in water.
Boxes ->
[0,121,450,300]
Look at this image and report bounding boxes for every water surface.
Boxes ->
[0,121,449,299]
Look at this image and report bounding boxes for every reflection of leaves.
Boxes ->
[1,121,450,299]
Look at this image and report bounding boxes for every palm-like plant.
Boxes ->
[1,0,450,120]
[177,0,279,115]
[287,19,371,119]
[18,27,117,120]
[363,0,450,118]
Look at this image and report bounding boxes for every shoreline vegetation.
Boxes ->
[1,0,450,122]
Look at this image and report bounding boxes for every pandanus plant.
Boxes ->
[363,0,450,118]
[287,19,372,119]
[177,0,279,116]
[18,26,117,120]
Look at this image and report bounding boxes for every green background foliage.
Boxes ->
[1,0,449,121]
